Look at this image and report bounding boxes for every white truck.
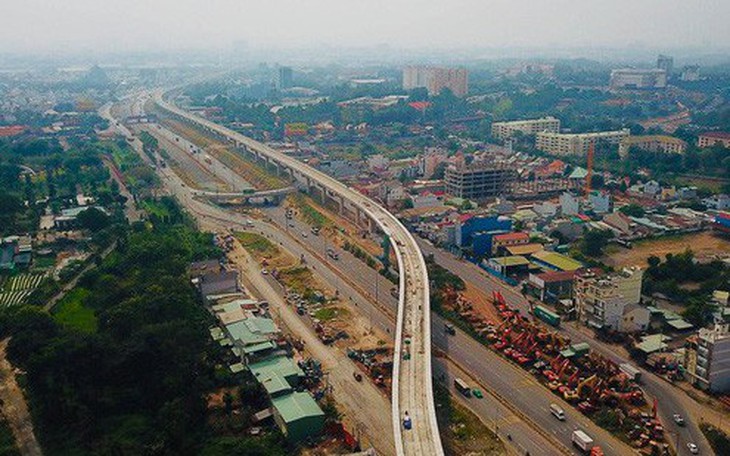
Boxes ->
[572,430,594,453]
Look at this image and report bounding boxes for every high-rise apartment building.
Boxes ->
[618,135,687,158]
[610,69,667,89]
[680,65,701,82]
[536,129,630,156]
[445,164,516,200]
[657,54,674,75]
[687,323,730,393]
[403,66,468,97]
[491,117,561,141]
[574,267,644,331]
[275,66,293,90]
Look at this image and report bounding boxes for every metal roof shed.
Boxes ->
[271,392,325,443]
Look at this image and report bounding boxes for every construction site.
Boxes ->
[443,289,671,455]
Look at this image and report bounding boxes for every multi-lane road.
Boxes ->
[109,89,712,456]
[418,241,713,456]
[150,90,443,456]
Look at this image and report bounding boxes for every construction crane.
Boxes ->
[585,141,595,196]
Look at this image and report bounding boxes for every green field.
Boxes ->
[234,232,279,257]
[53,288,98,333]
[142,200,172,219]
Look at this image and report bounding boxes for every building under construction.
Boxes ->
[445,164,517,201]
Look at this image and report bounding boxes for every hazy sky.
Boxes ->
[1,0,729,54]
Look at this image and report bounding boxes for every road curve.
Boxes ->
[152,89,443,456]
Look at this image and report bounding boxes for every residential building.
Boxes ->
[680,65,700,82]
[491,116,560,141]
[690,323,730,393]
[402,66,469,97]
[560,192,581,216]
[0,236,32,270]
[621,304,651,333]
[698,132,730,148]
[420,147,448,178]
[574,267,644,331]
[199,270,239,299]
[588,190,612,214]
[609,68,667,89]
[657,55,674,75]
[527,270,576,303]
[536,129,630,156]
[445,164,517,200]
[275,66,293,90]
[703,194,730,211]
[618,135,687,157]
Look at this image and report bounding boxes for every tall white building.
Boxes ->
[690,324,730,393]
[575,267,644,331]
[403,66,469,97]
[491,117,561,141]
[610,69,667,89]
[536,129,630,156]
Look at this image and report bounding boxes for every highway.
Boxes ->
[151,89,443,456]
[418,240,713,456]
[263,206,633,456]
[111,92,636,455]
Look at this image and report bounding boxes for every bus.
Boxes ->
[454,378,471,397]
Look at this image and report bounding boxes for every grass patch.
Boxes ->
[53,288,98,333]
[290,194,331,228]
[314,307,348,321]
[33,256,56,269]
[234,232,279,258]
[278,266,318,297]
[434,383,504,456]
[142,200,171,218]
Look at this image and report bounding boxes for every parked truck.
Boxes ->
[572,430,594,453]
[533,305,561,327]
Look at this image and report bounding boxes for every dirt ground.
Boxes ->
[461,283,503,324]
[0,339,41,456]
[602,231,730,269]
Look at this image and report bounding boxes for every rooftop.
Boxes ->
[271,392,325,423]
[531,250,583,271]
[506,243,544,256]
[491,255,530,267]
[700,131,730,140]
[493,232,530,243]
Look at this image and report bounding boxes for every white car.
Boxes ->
[673,413,685,426]
[261,268,268,275]
[301,232,308,238]
[687,443,699,454]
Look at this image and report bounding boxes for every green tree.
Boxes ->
[580,229,613,257]
[76,207,110,232]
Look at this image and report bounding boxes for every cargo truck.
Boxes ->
[572,430,594,453]
[533,305,561,327]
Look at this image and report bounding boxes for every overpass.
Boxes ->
[153,89,443,456]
